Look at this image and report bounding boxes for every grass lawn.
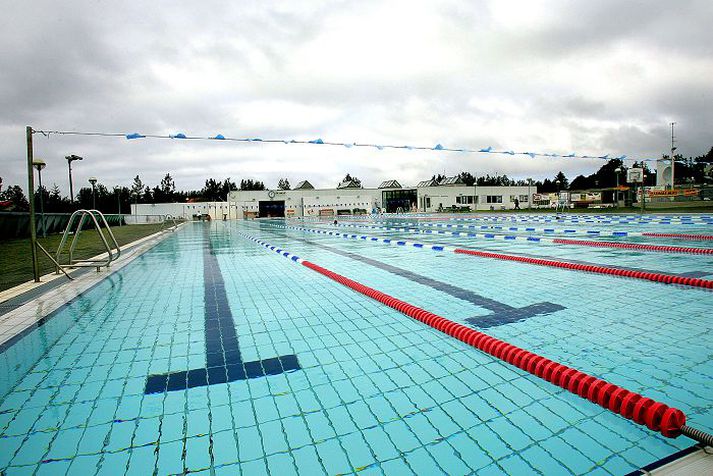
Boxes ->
[0,223,167,293]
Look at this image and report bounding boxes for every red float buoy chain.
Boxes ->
[453,248,713,289]
[642,232,713,241]
[299,259,687,438]
[551,238,713,255]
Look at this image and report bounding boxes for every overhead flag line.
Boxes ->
[33,128,660,162]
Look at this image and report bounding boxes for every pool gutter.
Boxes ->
[626,445,713,475]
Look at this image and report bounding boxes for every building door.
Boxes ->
[259,200,285,218]
[382,189,417,213]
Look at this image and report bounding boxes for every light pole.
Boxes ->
[473,176,478,212]
[527,178,532,211]
[114,186,123,226]
[65,155,83,203]
[614,167,622,207]
[88,177,97,210]
[555,180,562,213]
[641,173,646,213]
[33,159,46,238]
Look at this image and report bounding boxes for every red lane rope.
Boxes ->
[300,259,687,438]
[453,248,713,289]
[642,232,713,241]
[552,238,713,255]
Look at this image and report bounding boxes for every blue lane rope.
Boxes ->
[31,128,661,163]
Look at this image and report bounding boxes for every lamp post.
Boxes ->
[88,177,97,210]
[641,173,646,213]
[33,159,46,238]
[614,167,622,207]
[65,155,83,203]
[114,186,122,226]
[527,178,532,211]
[555,180,562,212]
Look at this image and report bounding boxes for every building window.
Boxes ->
[456,196,475,204]
[486,195,503,204]
[519,195,529,203]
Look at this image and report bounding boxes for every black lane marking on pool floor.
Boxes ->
[144,227,300,394]
[281,233,565,329]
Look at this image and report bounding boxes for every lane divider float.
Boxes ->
[317,218,713,241]
[642,232,713,241]
[550,238,713,255]
[291,220,713,253]
[236,230,713,446]
[259,222,713,289]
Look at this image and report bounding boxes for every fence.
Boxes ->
[0,213,165,240]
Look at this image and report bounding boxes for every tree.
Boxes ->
[220,178,238,198]
[458,172,476,186]
[554,171,569,190]
[47,184,70,213]
[131,175,144,205]
[142,186,153,203]
[569,175,593,191]
[159,173,176,202]
[539,178,556,193]
[0,185,29,211]
[277,178,291,190]
[201,178,222,200]
[340,173,362,188]
[240,179,266,191]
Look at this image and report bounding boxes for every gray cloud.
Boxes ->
[1,0,711,195]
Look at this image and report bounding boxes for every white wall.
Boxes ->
[417,185,531,211]
[229,188,380,218]
[133,184,536,220]
[131,201,234,219]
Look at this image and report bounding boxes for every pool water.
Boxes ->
[1,214,711,475]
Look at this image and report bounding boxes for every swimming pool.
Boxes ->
[1,213,711,474]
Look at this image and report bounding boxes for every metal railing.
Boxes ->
[162,214,180,232]
[55,209,121,272]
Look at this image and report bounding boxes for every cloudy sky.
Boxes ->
[1,0,711,194]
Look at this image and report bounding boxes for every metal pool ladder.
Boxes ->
[55,209,121,272]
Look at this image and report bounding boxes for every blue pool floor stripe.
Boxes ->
[268,230,566,329]
[144,226,300,394]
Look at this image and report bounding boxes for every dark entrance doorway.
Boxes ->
[382,189,417,213]
[259,200,285,218]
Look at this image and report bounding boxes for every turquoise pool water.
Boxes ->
[1,214,711,475]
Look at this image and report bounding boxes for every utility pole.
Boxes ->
[26,126,40,282]
[670,122,676,189]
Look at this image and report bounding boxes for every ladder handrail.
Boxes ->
[163,214,179,231]
[55,209,85,264]
[93,210,121,260]
[55,209,122,269]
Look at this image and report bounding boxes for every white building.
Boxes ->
[228,177,532,218]
[130,177,533,219]
[130,201,233,220]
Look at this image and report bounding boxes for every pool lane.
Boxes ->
[143,227,300,394]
